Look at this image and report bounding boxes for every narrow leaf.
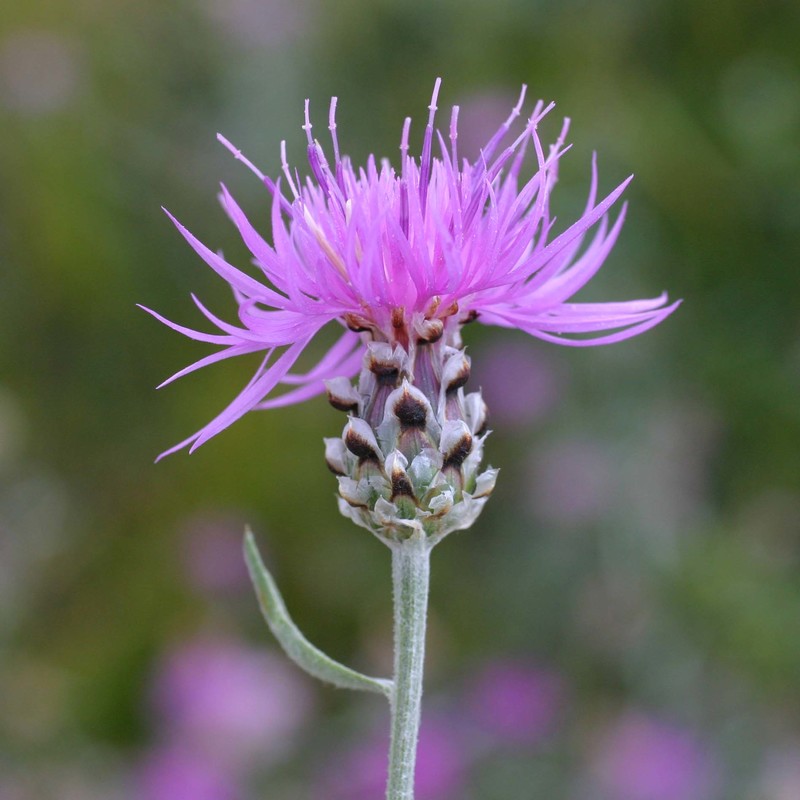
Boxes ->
[244,529,393,697]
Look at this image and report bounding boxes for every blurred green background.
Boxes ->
[1,0,799,798]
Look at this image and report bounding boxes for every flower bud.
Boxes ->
[440,349,471,421]
[325,342,495,545]
[413,317,444,344]
[441,350,471,393]
[385,450,415,502]
[324,437,350,475]
[325,377,360,413]
[344,417,383,465]
[463,392,488,435]
[473,467,498,499]
[440,419,473,471]
[379,381,440,462]
[360,343,407,427]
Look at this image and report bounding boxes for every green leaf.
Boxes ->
[244,528,393,697]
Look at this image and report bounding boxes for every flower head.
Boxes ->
[591,712,717,800]
[144,79,678,459]
[466,660,564,746]
[136,745,238,800]
[149,635,314,769]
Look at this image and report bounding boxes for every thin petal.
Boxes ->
[256,349,363,409]
[157,342,265,388]
[280,329,361,385]
[138,303,234,345]
[164,209,273,300]
[157,337,314,460]
[517,175,633,287]
[481,300,681,345]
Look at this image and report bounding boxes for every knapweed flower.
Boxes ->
[590,713,717,800]
[136,745,238,800]
[145,79,677,542]
[150,635,314,769]
[466,660,564,746]
[471,339,564,427]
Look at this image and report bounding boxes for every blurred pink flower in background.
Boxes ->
[202,0,312,49]
[137,745,238,800]
[759,745,800,800]
[527,437,617,526]
[179,511,251,594]
[0,781,23,800]
[625,399,722,545]
[466,660,564,746]
[592,713,717,800]
[456,88,522,162]
[0,30,83,115]
[472,340,564,428]
[150,635,314,770]
[321,716,469,800]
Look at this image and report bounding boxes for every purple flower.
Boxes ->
[591,713,717,800]
[760,745,800,800]
[144,80,678,458]
[526,437,617,525]
[136,745,238,800]
[149,635,314,769]
[472,339,564,427]
[466,660,563,746]
[320,717,468,800]
[179,510,251,594]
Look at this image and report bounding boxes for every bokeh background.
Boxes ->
[1,0,799,798]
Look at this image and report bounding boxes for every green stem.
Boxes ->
[386,535,432,800]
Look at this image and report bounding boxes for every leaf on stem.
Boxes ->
[244,528,393,697]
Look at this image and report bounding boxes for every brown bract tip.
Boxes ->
[394,390,428,429]
[443,432,473,470]
[345,429,380,462]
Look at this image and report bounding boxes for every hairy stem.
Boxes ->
[386,536,432,800]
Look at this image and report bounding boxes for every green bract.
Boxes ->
[325,341,498,545]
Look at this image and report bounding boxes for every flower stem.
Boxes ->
[386,535,432,800]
